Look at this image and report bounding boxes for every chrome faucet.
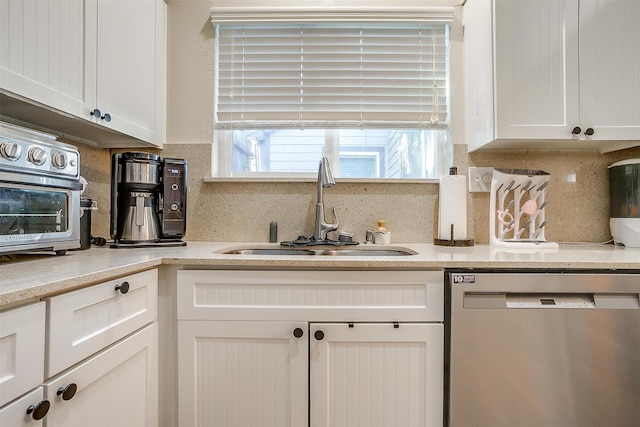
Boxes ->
[313,156,339,242]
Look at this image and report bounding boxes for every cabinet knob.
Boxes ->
[102,113,112,122]
[115,281,130,294]
[314,330,325,341]
[584,127,594,136]
[571,126,582,135]
[57,383,78,401]
[26,400,50,420]
[90,108,102,119]
[293,327,304,338]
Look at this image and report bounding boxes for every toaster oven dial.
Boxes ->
[51,151,67,169]
[28,146,47,165]
[0,140,22,161]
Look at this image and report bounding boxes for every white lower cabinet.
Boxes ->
[1,268,159,425]
[0,303,48,425]
[43,323,158,427]
[0,302,45,408]
[177,270,444,427]
[178,321,308,427]
[46,269,158,378]
[310,323,443,427]
[41,269,159,426]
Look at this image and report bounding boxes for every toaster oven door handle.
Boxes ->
[0,171,82,191]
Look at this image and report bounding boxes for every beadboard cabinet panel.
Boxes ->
[0,0,166,147]
[177,269,445,427]
[310,323,444,427]
[0,0,94,119]
[579,0,640,140]
[493,0,579,140]
[178,320,308,427]
[465,0,640,152]
[177,269,443,322]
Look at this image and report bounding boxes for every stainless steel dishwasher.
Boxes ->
[446,270,640,427]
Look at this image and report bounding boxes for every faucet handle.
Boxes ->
[329,207,339,227]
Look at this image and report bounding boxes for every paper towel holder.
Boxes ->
[434,166,475,247]
[434,224,475,246]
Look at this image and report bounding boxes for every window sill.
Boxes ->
[202,177,439,184]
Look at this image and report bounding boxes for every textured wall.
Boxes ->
[73,1,640,245]
[75,138,640,244]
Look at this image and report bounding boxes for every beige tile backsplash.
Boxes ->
[76,142,640,244]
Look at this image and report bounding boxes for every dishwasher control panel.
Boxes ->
[506,294,596,308]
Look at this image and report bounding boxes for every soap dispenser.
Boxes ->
[373,220,391,244]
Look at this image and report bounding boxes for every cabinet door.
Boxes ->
[579,0,640,140]
[93,0,165,144]
[178,321,308,427]
[43,323,158,427]
[0,0,95,119]
[310,323,444,427]
[0,387,48,427]
[494,0,580,140]
[0,302,45,407]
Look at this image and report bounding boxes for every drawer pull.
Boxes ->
[115,281,130,294]
[26,400,50,420]
[293,327,304,338]
[314,330,325,341]
[57,383,78,401]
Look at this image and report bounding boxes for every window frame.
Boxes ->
[209,3,455,182]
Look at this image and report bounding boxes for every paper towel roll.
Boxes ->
[438,175,467,240]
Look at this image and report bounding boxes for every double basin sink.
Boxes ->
[223,246,417,257]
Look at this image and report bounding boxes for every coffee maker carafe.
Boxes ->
[111,152,187,247]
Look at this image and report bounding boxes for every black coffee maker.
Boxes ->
[110,152,187,247]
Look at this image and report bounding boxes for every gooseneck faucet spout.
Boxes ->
[313,156,339,242]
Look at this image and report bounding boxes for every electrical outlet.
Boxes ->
[468,167,494,192]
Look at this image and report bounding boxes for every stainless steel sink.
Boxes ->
[224,248,318,256]
[222,247,417,256]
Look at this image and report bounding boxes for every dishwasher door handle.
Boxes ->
[463,292,640,309]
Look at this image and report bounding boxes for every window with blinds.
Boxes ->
[213,20,452,179]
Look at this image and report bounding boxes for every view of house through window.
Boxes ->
[230,128,450,179]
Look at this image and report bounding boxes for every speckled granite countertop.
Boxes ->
[1,241,638,308]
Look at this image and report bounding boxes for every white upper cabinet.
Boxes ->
[464,0,640,153]
[578,0,640,141]
[0,0,166,147]
[0,0,91,118]
[90,0,165,145]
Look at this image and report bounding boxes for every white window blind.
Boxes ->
[214,22,450,130]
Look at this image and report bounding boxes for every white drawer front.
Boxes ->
[46,268,157,377]
[0,386,47,426]
[43,323,158,427]
[177,270,443,322]
[0,302,45,407]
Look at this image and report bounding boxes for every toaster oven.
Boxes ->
[0,122,82,255]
